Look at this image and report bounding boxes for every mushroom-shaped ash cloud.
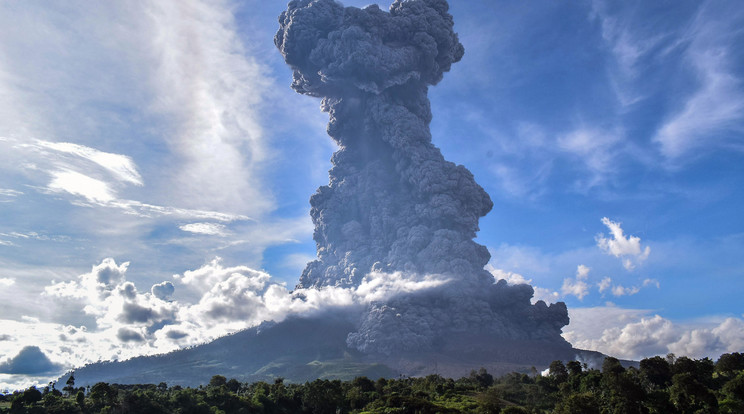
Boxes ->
[277,0,571,355]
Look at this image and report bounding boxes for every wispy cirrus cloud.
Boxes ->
[143,0,274,217]
[0,0,303,286]
[652,2,744,161]
[0,1,275,217]
[590,0,674,107]
[556,127,624,190]
[48,170,116,204]
[0,232,69,243]
[1,136,252,224]
[179,223,230,237]
[33,141,143,186]
[654,42,744,159]
[0,189,22,203]
[2,136,137,206]
[433,1,743,203]
[593,0,744,163]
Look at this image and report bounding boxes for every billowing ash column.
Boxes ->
[277,0,571,355]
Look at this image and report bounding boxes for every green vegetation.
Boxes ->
[2,353,743,413]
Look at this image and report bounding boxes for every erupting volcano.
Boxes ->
[275,0,571,357]
[61,0,588,387]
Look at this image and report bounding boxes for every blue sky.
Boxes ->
[1,0,743,390]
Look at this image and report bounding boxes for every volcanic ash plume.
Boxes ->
[276,0,570,355]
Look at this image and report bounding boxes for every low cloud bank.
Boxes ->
[1,256,737,390]
[0,252,569,389]
[0,258,451,372]
[564,306,744,360]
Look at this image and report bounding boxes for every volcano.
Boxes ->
[62,0,593,387]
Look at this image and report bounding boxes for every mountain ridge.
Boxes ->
[60,313,623,388]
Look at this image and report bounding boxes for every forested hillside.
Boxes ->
[2,353,743,413]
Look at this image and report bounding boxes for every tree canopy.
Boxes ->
[2,352,743,413]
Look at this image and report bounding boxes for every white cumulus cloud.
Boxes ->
[532,287,561,305]
[486,264,559,304]
[597,276,657,297]
[611,284,640,297]
[565,306,744,360]
[486,265,531,285]
[597,277,611,293]
[643,278,660,288]
[596,217,650,270]
[34,256,454,377]
[561,265,591,300]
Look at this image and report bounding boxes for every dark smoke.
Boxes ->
[276,0,570,355]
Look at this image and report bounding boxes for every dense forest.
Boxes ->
[2,353,743,413]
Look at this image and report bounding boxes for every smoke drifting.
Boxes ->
[276,0,569,355]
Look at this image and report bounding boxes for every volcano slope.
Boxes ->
[64,312,600,388]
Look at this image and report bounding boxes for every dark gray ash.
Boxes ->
[276,0,570,355]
